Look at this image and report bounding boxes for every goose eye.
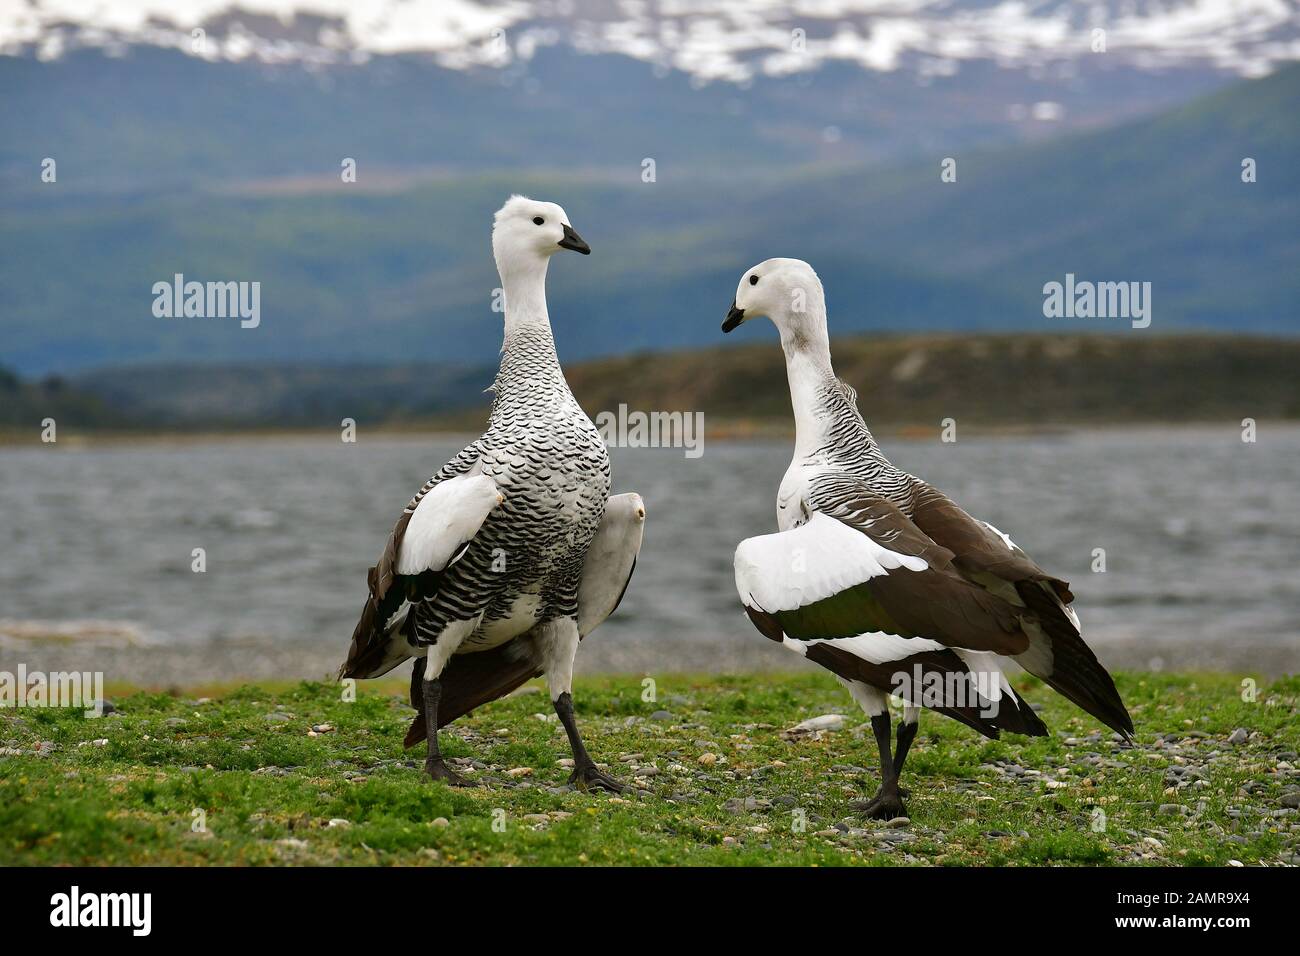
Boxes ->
[749,274,759,286]
[533,216,545,225]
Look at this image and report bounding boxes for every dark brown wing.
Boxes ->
[802,494,1030,655]
[738,481,1132,739]
[907,481,1133,738]
[339,444,481,680]
[909,482,1072,603]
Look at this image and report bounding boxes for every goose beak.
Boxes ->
[558,223,590,255]
[722,300,745,333]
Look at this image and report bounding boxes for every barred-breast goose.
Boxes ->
[340,196,644,792]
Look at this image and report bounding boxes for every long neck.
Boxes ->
[499,255,552,340]
[778,309,837,458]
[493,255,567,408]
[779,313,885,467]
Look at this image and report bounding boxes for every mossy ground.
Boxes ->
[1,671,1296,866]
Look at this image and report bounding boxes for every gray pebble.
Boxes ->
[723,796,771,814]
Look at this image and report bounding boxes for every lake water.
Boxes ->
[1,427,1297,682]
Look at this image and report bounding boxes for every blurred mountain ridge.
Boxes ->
[3,333,1298,433]
[2,61,1296,376]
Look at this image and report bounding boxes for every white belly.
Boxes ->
[457,593,541,653]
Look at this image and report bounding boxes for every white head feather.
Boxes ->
[726,258,829,352]
[491,194,587,279]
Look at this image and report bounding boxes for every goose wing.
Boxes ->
[735,485,1130,738]
[340,444,500,680]
[736,497,1026,652]
[402,492,646,748]
[908,482,1133,738]
[735,496,1047,737]
[577,493,646,638]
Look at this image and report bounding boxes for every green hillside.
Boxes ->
[553,332,1300,429]
[752,63,1300,331]
[4,333,1294,437]
[0,367,121,430]
[1,66,1295,375]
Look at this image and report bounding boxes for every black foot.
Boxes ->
[425,758,476,787]
[568,763,627,793]
[860,785,907,820]
[850,786,909,812]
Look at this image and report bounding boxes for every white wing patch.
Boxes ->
[952,649,1013,703]
[786,637,1018,711]
[397,474,503,575]
[782,631,947,664]
[982,520,1018,552]
[734,512,927,613]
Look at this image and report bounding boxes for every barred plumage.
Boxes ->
[341,196,642,792]
[407,323,612,648]
[788,368,919,524]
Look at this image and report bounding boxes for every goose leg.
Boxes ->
[410,654,426,709]
[416,622,481,787]
[861,711,907,820]
[891,706,920,799]
[540,618,626,793]
[421,675,473,786]
[554,693,625,792]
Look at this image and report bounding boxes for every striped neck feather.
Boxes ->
[783,346,885,465]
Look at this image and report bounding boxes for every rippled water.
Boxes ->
[1,427,1297,677]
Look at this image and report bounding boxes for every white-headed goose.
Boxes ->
[340,196,644,792]
[723,258,1133,819]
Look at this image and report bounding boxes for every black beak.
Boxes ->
[722,300,745,333]
[558,223,590,255]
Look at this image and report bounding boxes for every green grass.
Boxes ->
[1,672,1296,866]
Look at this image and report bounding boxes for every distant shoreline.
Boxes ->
[6,332,1297,442]
[4,419,1297,450]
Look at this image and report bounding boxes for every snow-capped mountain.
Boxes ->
[3,0,1297,80]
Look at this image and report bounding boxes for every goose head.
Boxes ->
[723,258,827,347]
[492,195,589,278]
